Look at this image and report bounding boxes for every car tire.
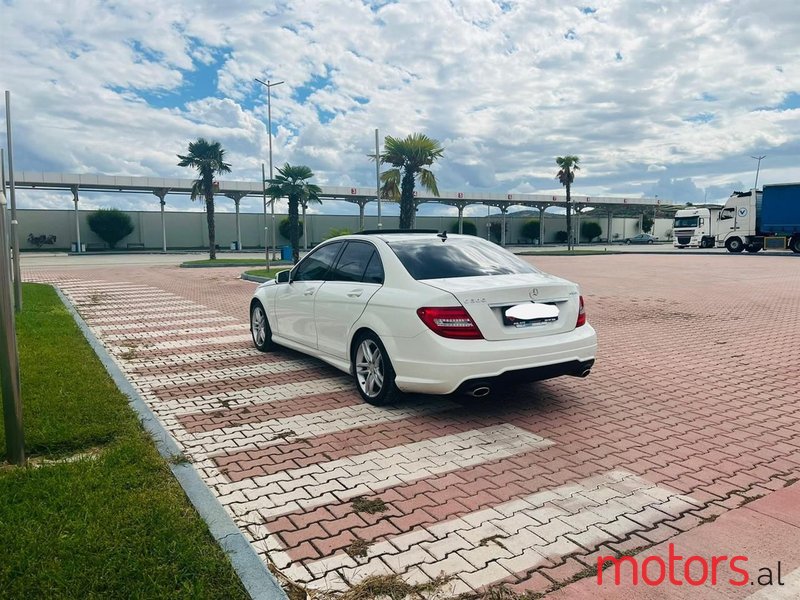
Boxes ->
[625,240,631,244]
[351,332,401,406]
[725,237,744,253]
[250,301,277,352]
[791,237,800,254]
[648,240,654,244]
[745,244,761,253]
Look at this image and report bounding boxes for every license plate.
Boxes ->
[504,303,559,327]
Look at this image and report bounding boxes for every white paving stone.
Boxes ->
[221,425,553,520]
[301,470,699,593]
[184,401,457,455]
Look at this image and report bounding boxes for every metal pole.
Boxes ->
[71,185,81,253]
[160,199,166,252]
[539,206,545,246]
[255,78,284,257]
[375,128,382,229]
[267,82,277,260]
[0,191,25,465]
[302,202,308,251]
[751,155,765,190]
[4,91,21,311]
[234,197,242,252]
[262,163,270,269]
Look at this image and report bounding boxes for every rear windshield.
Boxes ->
[387,238,538,280]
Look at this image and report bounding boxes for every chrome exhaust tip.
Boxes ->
[469,386,491,398]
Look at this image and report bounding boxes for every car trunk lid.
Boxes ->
[421,273,580,341]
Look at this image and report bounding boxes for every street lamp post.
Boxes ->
[751,155,765,191]
[255,78,284,260]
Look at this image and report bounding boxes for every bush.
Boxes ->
[324,227,351,240]
[449,220,477,236]
[278,217,303,241]
[642,214,654,234]
[87,209,134,249]
[555,230,568,243]
[580,221,602,242]
[521,220,540,243]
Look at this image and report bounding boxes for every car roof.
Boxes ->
[350,231,474,243]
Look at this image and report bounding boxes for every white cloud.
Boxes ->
[1,0,799,215]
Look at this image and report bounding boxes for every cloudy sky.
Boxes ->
[1,0,798,217]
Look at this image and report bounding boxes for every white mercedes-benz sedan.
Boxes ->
[249,231,597,405]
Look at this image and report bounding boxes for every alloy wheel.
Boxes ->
[355,339,384,398]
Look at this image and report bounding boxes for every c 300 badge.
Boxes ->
[529,288,539,299]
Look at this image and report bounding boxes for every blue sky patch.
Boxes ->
[293,73,332,103]
[111,47,228,109]
[685,112,714,123]
[581,7,598,14]
[777,92,799,110]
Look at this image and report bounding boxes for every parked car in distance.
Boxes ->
[249,231,597,405]
[621,233,657,244]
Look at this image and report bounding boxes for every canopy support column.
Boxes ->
[153,188,170,252]
[70,185,81,253]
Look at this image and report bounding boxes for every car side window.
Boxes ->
[362,252,384,284]
[293,242,344,281]
[329,242,377,282]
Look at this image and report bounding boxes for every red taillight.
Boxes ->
[576,296,586,327]
[417,306,484,339]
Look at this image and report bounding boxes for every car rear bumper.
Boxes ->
[384,323,598,395]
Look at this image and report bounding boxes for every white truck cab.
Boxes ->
[672,207,719,248]
[716,190,762,253]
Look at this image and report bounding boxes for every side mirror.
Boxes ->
[276,269,291,284]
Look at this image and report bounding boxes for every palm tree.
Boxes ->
[266,164,322,263]
[556,155,580,251]
[177,138,231,259]
[377,133,444,229]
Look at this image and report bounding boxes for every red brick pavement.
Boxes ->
[24,254,800,596]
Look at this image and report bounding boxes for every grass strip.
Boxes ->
[243,268,287,279]
[181,258,289,267]
[0,283,248,599]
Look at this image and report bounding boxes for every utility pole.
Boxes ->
[751,155,765,190]
[268,163,274,271]
[375,129,382,229]
[255,78,284,258]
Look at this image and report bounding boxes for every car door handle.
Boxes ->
[304,288,316,296]
[346,289,363,298]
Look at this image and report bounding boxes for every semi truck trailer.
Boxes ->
[716,183,800,253]
[672,207,721,248]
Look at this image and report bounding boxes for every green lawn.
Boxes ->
[243,267,288,279]
[181,258,288,267]
[0,284,248,599]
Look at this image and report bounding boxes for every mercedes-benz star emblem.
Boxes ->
[529,288,539,299]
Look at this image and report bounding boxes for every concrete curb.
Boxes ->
[241,272,270,283]
[54,287,288,600]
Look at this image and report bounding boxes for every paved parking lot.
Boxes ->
[24,253,800,598]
